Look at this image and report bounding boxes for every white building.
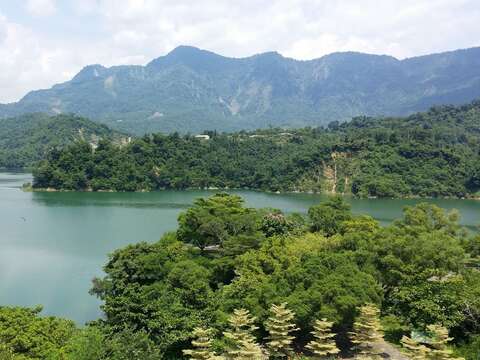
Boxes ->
[194,134,210,140]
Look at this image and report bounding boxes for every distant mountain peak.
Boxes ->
[167,45,208,56]
[72,64,107,82]
[319,51,399,62]
[253,51,284,59]
[147,45,227,69]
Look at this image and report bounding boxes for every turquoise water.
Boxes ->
[0,171,479,324]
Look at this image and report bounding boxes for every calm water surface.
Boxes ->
[1,171,479,324]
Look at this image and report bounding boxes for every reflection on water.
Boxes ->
[0,171,31,188]
[0,171,479,324]
[32,193,193,209]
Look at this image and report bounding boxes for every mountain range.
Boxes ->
[1,45,480,134]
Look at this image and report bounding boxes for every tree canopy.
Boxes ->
[32,101,480,199]
[2,194,480,359]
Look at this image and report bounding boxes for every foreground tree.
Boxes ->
[350,304,383,359]
[260,212,294,237]
[265,303,298,358]
[306,318,340,358]
[400,335,430,360]
[427,325,464,360]
[223,309,265,359]
[0,344,16,360]
[90,234,216,357]
[308,196,352,236]
[0,305,76,359]
[183,328,223,360]
[64,326,106,360]
[106,327,163,360]
[177,193,262,253]
[220,238,382,341]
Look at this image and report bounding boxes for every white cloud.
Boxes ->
[25,0,57,17]
[0,0,479,103]
[72,0,101,15]
[0,14,7,42]
[0,12,89,103]
[88,0,480,60]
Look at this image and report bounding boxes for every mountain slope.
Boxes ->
[0,113,125,168]
[2,46,480,134]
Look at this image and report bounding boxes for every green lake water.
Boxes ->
[1,171,479,324]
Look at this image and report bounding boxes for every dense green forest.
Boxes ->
[1,194,479,359]
[0,113,125,169]
[33,101,480,198]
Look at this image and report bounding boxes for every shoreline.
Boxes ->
[25,185,480,201]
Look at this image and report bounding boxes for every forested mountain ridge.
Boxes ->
[0,113,126,168]
[33,100,480,198]
[2,46,480,134]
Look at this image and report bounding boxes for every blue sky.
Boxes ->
[0,0,479,103]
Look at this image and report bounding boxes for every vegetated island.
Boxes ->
[1,194,479,359]
[32,100,480,199]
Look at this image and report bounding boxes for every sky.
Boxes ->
[0,0,479,103]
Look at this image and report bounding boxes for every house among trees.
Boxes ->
[194,134,210,140]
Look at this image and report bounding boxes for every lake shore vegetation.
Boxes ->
[32,101,480,199]
[1,194,479,359]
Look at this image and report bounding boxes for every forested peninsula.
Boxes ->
[1,194,480,359]
[32,101,480,198]
[0,113,125,169]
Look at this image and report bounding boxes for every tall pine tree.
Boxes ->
[427,325,464,360]
[265,303,298,358]
[306,318,340,358]
[400,335,430,360]
[183,327,223,360]
[350,304,383,359]
[223,309,265,359]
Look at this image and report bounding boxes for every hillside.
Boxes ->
[32,100,480,198]
[0,113,125,168]
[2,46,480,134]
